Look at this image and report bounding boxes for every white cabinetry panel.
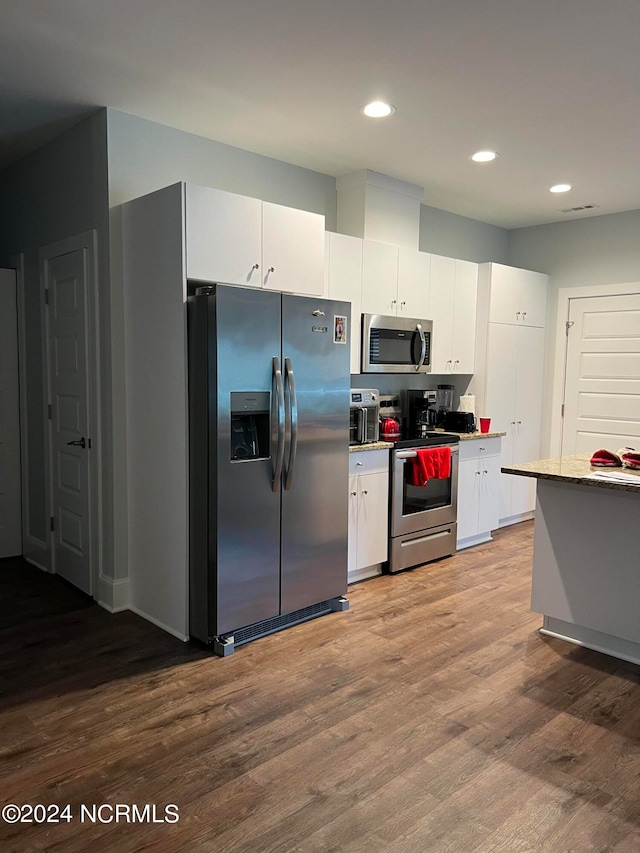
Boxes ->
[348,450,389,583]
[486,263,548,327]
[326,232,363,374]
[185,185,262,286]
[262,202,325,295]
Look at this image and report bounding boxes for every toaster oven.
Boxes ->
[349,389,380,444]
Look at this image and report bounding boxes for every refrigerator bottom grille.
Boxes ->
[213,597,349,656]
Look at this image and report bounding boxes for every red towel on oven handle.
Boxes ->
[407,446,452,486]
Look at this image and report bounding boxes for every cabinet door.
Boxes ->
[509,325,545,517]
[348,474,358,577]
[485,322,518,520]
[185,185,262,285]
[327,232,363,374]
[397,248,430,319]
[478,454,501,535]
[262,202,325,295]
[489,263,548,327]
[451,259,478,373]
[356,471,389,568]
[457,457,480,542]
[429,254,455,373]
[361,240,399,315]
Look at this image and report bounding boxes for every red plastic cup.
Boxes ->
[479,417,491,434]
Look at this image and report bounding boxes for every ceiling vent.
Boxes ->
[560,203,600,213]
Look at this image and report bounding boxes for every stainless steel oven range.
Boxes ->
[389,433,459,573]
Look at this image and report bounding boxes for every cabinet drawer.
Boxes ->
[458,437,501,462]
[349,449,390,476]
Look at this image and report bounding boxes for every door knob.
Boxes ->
[67,437,86,449]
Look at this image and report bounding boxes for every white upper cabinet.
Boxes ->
[185,184,325,296]
[185,185,262,286]
[326,232,363,374]
[361,240,399,315]
[429,255,478,373]
[361,241,430,318]
[397,247,430,319]
[483,262,548,327]
[261,202,325,296]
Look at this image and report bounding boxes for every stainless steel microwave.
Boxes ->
[361,314,433,374]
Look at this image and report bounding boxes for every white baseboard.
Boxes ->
[498,510,534,528]
[456,532,493,550]
[128,605,189,642]
[348,564,383,585]
[97,574,130,612]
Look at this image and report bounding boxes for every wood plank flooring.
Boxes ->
[2,523,640,852]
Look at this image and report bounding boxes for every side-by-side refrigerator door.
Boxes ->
[214,285,283,634]
[280,294,350,614]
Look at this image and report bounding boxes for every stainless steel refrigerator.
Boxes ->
[188,284,351,655]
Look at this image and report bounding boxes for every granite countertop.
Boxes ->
[502,453,640,494]
[432,429,506,441]
[349,441,393,453]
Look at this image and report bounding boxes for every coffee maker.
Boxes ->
[406,389,437,438]
[435,384,455,428]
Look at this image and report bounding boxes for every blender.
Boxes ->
[435,384,455,428]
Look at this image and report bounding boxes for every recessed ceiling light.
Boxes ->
[550,183,572,193]
[471,150,498,162]
[361,101,396,118]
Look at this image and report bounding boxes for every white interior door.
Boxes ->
[46,249,92,594]
[0,269,22,557]
[562,293,640,455]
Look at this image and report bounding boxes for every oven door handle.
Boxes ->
[395,446,459,461]
[416,323,426,371]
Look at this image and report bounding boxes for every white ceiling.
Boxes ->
[2,0,640,228]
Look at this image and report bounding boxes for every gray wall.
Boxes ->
[420,204,509,263]
[508,210,640,453]
[107,110,338,225]
[0,111,111,568]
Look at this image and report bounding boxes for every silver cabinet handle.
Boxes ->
[356,461,363,466]
[284,357,298,490]
[271,357,285,492]
[523,312,527,321]
[350,491,357,496]
[401,301,406,308]
[516,312,521,320]
[362,490,368,495]
[253,263,259,270]
[480,446,486,451]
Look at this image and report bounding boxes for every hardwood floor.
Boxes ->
[2,524,640,852]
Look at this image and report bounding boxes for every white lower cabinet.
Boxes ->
[348,450,389,583]
[456,438,501,549]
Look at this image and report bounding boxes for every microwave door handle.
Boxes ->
[416,323,426,371]
[284,357,298,490]
[272,356,285,492]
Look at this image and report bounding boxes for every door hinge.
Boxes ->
[565,320,574,336]
[50,516,55,532]
[48,404,52,420]
[561,403,565,417]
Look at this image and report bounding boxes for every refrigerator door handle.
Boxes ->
[284,357,298,490]
[272,356,285,492]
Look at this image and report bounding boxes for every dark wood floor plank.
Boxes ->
[2,524,640,852]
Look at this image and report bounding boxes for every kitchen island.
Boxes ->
[504,453,640,664]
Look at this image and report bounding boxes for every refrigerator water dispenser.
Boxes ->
[230,391,270,461]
